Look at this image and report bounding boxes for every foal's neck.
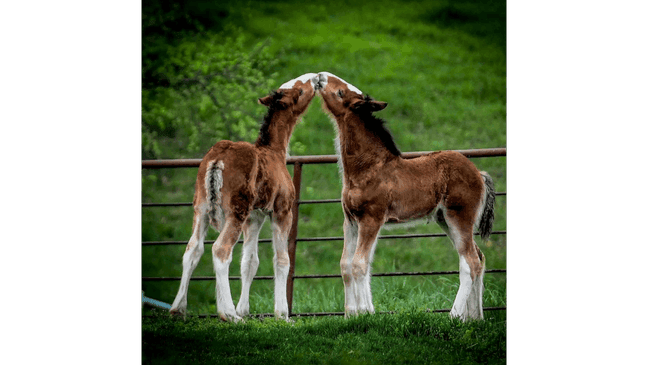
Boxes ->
[335,112,400,175]
[255,109,297,160]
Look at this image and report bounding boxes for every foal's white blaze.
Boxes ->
[279,72,319,89]
[317,71,363,95]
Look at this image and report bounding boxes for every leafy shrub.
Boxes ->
[142,25,278,158]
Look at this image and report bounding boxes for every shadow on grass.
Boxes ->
[422,0,506,51]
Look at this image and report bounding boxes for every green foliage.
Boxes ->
[142,25,278,158]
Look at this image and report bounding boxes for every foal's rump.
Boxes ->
[194,140,261,228]
[427,151,495,241]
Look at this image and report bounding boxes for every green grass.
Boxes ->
[142,0,506,362]
[143,270,505,316]
[142,310,506,365]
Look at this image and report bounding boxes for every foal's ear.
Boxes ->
[258,95,273,107]
[351,97,388,113]
[369,100,388,112]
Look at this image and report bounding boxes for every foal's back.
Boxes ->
[383,151,484,221]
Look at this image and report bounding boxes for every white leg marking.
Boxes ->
[466,269,484,320]
[450,255,473,321]
[213,220,242,322]
[353,256,372,314]
[466,250,485,320]
[236,211,266,317]
[341,219,359,316]
[434,205,484,320]
[271,218,291,320]
[170,208,208,315]
[353,236,378,315]
[364,236,378,314]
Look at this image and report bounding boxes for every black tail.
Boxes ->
[478,171,495,242]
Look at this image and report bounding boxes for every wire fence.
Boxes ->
[142,147,506,317]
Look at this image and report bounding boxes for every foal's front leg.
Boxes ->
[352,217,382,315]
[271,210,293,321]
[340,218,359,316]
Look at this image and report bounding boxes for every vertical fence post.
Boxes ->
[286,162,302,315]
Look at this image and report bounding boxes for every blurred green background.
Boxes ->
[142,0,506,315]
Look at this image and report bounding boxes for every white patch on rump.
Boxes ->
[279,72,318,89]
[318,71,363,94]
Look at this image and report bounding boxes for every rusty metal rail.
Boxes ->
[142,192,506,208]
[141,147,506,169]
[142,230,506,246]
[142,147,506,315]
[142,268,507,282]
[143,307,507,319]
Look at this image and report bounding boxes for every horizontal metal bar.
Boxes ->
[278,307,506,317]
[141,269,506,282]
[142,192,506,208]
[143,238,272,246]
[142,158,202,169]
[299,199,341,204]
[294,230,507,243]
[297,192,508,204]
[142,307,506,318]
[294,269,506,279]
[142,276,274,281]
[141,148,506,169]
[141,230,506,246]
[142,202,193,207]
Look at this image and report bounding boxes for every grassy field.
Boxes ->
[142,0,506,362]
[143,310,506,364]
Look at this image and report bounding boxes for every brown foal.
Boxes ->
[316,72,495,321]
[169,73,319,321]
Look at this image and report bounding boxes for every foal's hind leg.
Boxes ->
[466,246,485,319]
[212,215,245,322]
[270,207,293,321]
[170,205,209,316]
[236,211,266,317]
[436,208,485,321]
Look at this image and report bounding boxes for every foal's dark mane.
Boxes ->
[255,91,285,147]
[354,95,401,156]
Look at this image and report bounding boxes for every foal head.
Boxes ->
[316,72,388,117]
[258,73,319,117]
[255,73,318,149]
[316,72,401,157]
